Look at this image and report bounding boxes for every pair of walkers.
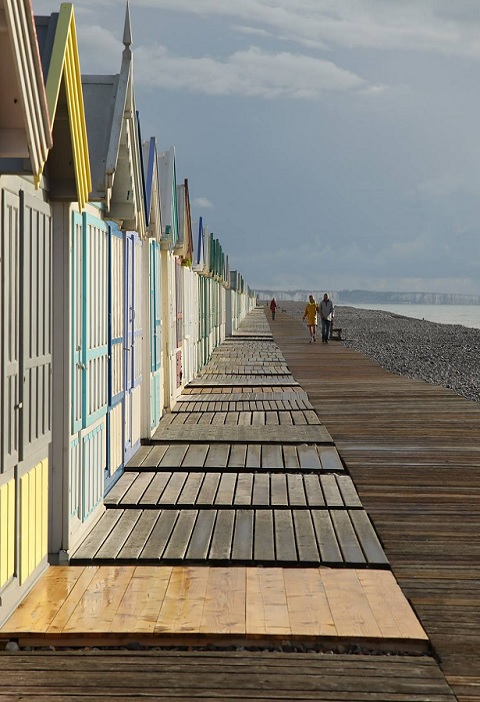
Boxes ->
[302,293,334,343]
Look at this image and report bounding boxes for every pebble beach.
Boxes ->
[281,302,480,403]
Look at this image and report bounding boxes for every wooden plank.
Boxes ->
[330,510,366,565]
[245,443,261,469]
[274,510,297,562]
[141,444,169,467]
[304,474,326,507]
[287,474,307,506]
[139,472,171,505]
[178,473,205,505]
[104,472,138,505]
[125,445,153,468]
[155,566,207,633]
[140,511,179,560]
[121,472,155,505]
[318,447,344,472]
[297,444,322,471]
[163,510,198,560]
[252,473,270,505]
[111,566,173,634]
[196,473,220,505]
[261,444,283,470]
[204,444,230,469]
[320,474,344,507]
[182,444,209,468]
[246,568,290,635]
[336,474,363,507]
[200,567,245,634]
[71,510,123,561]
[158,472,188,505]
[253,510,275,562]
[62,566,134,633]
[117,511,160,559]
[208,510,235,560]
[321,569,383,638]
[311,511,343,564]
[158,445,189,469]
[282,444,300,469]
[228,444,247,468]
[270,474,288,506]
[234,473,253,505]
[94,511,143,560]
[349,510,389,566]
[215,473,237,506]
[293,510,320,562]
[186,511,217,560]
[231,510,254,560]
[283,568,337,637]
[3,566,98,634]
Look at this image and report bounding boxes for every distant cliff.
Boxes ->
[257,289,480,305]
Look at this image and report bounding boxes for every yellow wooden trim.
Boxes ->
[43,4,91,208]
[0,480,15,587]
[19,459,49,585]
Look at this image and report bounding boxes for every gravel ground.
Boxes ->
[281,302,480,403]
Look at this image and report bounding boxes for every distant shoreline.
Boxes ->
[257,290,480,305]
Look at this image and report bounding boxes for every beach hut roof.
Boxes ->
[0,0,52,181]
[142,137,162,241]
[34,3,91,208]
[158,145,179,249]
[175,179,194,264]
[82,3,146,236]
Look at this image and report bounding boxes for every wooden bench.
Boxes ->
[330,327,342,341]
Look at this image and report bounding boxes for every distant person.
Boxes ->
[270,297,278,321]
[320,292,334,343]
[302,294,319,343]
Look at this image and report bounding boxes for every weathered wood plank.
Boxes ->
[152,424,333,444]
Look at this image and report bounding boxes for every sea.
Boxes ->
[345,303,480,330]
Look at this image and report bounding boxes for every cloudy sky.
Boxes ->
[32,0,480,295]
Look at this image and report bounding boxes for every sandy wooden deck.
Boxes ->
[1,564,427,650]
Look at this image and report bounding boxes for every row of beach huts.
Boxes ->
[0,1,255,624]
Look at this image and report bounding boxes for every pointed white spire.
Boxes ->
[123,2,133,49]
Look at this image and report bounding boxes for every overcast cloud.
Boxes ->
[32,0,480,295]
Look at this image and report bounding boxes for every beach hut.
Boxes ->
[80,4,146,491]
[176,180,197,385]
[0,0,92,623]
[142,137,164,435]
[158,146,183,407]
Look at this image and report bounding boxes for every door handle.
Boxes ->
[14,402,23,410]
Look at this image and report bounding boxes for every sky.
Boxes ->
[32,0,480,295]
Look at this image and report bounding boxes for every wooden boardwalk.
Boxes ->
[1,307,463,701]
[272,306,480,702]
[0,651,456,701]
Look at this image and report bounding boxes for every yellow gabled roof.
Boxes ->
[40,3,91,207]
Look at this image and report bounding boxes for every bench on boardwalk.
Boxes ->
[330,327,342,341]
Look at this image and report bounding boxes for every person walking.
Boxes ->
[302,294,319,342]
[269,297,278,321]
[320,292,334,343]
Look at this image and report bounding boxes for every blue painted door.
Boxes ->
[71,212,108,520]
[105,223,125,491]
